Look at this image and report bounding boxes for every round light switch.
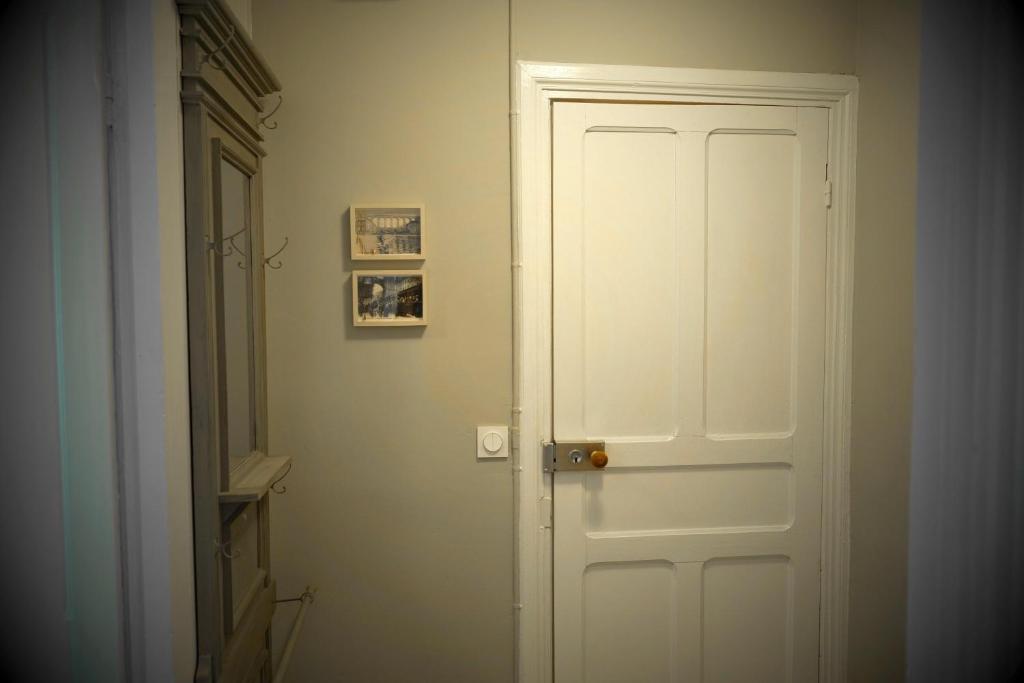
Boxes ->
[482,431,504,454]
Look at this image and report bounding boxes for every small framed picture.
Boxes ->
[350,205,424,260]
[352,271,427,326]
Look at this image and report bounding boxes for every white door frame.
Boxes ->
[511,61,858,683]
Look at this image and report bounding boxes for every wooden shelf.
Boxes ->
[220,454,291,504]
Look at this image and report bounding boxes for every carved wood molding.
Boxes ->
[178,0,280,143]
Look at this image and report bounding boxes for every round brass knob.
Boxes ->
[590,450,609,468]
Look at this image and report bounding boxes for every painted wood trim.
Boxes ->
[250,148,270,461]
[819,88,858,683]
[511,61,857,683]
[178,0,278,156]
[183,91,223,679]
[177,0,280,94]
[210,132,267,488]
[220,580,276,683]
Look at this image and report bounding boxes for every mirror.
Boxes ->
[218,156,256,472]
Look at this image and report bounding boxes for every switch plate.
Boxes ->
[477,425,509,460]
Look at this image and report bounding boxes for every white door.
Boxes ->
[552,101,829,682]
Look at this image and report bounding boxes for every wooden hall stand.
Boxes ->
[177,2,298,681]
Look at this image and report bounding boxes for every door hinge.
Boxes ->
[824,179,833,208]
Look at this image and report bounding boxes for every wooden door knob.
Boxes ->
[590,450,609,468]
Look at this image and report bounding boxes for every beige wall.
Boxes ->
[253,2,513,680]
[514,0,855,72]
[154,0,196,680]
[251,0,917,680]
[850,0,919,681]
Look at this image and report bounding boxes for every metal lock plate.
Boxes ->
[542,441,607,472]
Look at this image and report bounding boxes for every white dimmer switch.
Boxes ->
[477,425,509,460]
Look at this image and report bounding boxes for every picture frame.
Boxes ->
[349,205,424,260]
[352,270,427,326]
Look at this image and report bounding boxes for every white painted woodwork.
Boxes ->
[552,101,829,682]
[511,62,858,683]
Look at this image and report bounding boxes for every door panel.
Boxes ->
[553,101,828,682]
[585,465,793,533]
[706,131,796,436]
[702,557,791,682]
[583,562,675,683]
[577,129,679,438]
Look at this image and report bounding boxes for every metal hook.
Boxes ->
[264,236,289,270]
[275,586,316,605]
[200,24,236,72]
[215,539,241,560]
[209,226,249,268]
[228,230,249,270]
[259,93,283,130]
[270,462,293,494]
[208,235,235,258]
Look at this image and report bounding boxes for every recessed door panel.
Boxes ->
[583,562,674,683]
[703,557,792,683]
[579,131,679,439]
[585,465,793,533]
[707,132,796,437]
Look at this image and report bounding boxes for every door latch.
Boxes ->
[542,441,609,472]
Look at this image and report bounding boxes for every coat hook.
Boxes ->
[200,24,236,72]
[208,235,234,258]
[228,230,249,269]
[215,539,241,560]
[265,236,289,270]
[208,226,246,258]
[271,462,293,494]
[259,93,283,130]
